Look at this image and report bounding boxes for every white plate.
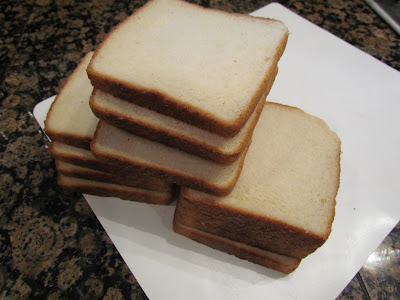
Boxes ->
[34,3,400,300]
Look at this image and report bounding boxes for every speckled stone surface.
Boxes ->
[0,0,399,299]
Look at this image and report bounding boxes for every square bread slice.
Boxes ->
[57,174,174,205]
[87,0,288,136]
[174,102,341,260]
[50,142,173,192]
[45,52,96,149]
[90,122,249,196]
[89,68,277,164]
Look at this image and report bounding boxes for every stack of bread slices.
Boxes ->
[44,0,341,274]
[45,52,176,205]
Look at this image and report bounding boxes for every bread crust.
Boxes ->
[87,66,279,137]
[90,92,256,164]
[173,217,301,274]
[86,0,288,136]
[58,174,174,205]
[55,160,173,192]
[45,131,92,150]
[175,191,328,259]
[89,69,277,164]
[49,143,173,192]
[50,142,125,173]
[90,125,250,196]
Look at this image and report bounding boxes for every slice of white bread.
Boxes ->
[87,0,288,136]
[174,102,341,260]
[55,160,174,193]
[57,174,174,205]
[50,142,173,192]
[45,52,96,149]
[89,69,277,164]
[90,122,249,196]
[173,218,301,274]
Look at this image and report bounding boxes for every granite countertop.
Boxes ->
[1,0,399,299]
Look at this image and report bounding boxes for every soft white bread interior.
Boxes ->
[45,52,97,149]
[175,102,341,259]
[87,0,288,135]
[57,174,174,205]
[90,122,249,196]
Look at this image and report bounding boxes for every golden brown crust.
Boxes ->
[87,64,282,137]
[86,0,288,137]
[50,143,173,191]
[49,143,174,192]
[175,191,327,259]
[173,217,301,274]
[55,160,173,192]
[57,174,174,205]
[89,68,277,164]
[87,75,242,136]
[90,91,253,164]
[49,142,123,173]
[45,131,92,150]
[90,123,250,196]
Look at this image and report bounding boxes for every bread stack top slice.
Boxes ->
[175,102,341,259]
[45,52,96,149]
[87,0,288,136]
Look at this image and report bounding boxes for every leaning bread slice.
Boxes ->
[173,217,301,274]
[89,69,276,164]
[58,174,174,205]
[91,122,249,196]
[45,52,96,149]
[87,0,288,136]
[174,102,341,260]
[50,142,172,192]
[55,160,174,193]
